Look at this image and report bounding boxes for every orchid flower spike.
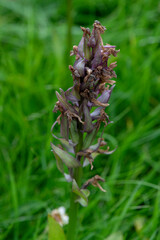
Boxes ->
[51,20,120,206]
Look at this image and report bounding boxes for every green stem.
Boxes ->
[67,128,83,240]
[67,167,82,240]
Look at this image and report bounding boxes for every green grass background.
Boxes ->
[0,0,160,239]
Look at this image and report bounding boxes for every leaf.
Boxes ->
[70,120,79,144]
[48,214,66,240]
[60,139,74,154]
[83,101,93,132]
[83,127,98,149]
[60,114,69,140]
[65,87,79,105]
[76,189,90,206]
[72,85,81,101]
[51,120,76,148]
[72,179,90,207]
[53,133,75,150]
[56,91,69,110]
[51,143,81,168]
[53,151,72,182]
[56,91,74,112]
[54,152,64,173]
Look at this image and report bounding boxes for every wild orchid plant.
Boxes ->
[50,21,119,240]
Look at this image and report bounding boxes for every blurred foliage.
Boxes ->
[0,0,160,239]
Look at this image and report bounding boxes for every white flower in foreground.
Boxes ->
[51,206,69,226]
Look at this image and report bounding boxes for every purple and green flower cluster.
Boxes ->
[51,21,119,206]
